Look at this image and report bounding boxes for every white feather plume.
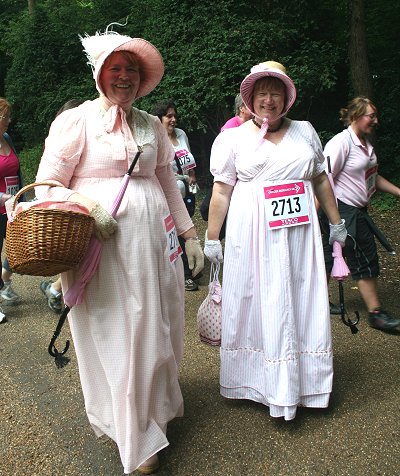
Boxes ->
[79,22,131,71]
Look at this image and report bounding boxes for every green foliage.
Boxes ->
[139,0,344,134]
[370,192,398,212]
[2,2,99,145]
[364,0,400,179]
[18,144,43,185]
[0,0,398,184]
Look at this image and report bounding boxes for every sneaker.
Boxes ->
[368,308,400,331]
[40,281,63,314]
[0,307,7,324]
[0,282,20,303]
[185,278,198,291]
[329,301,341,315]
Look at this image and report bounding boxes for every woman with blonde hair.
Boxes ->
[320,96,400,331]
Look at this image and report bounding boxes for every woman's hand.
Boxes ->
[204,239,223,263]
[329,219,347,247]
[175,174,189,182]
[68,192,117,241]
[188,170,196,185]
[185,237,204,277]
[90,203,117,241]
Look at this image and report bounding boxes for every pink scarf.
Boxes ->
[99,96,138,167]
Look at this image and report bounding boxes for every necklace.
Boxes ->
[252,117,284,133]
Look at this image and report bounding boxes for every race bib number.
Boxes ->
[5,176,19,196]
[264,181,310,229]
[365,165,378,199]
[175,148,196,172]
[164,214,182,263]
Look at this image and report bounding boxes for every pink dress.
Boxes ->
[211,120,333,420]
[36,99,192,474]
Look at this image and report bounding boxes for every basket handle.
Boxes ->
[11,181,62,211]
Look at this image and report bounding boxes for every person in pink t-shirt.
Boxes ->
[320,96,400,331]
[0,97,23,315]
[220,93,252,131]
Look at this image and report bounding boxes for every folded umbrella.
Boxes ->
[326,156,359,334]
[363,211,396,255]
[48,148,143,367]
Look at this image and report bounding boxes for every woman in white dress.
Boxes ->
[36,28,204,474]
[204,61,346,420]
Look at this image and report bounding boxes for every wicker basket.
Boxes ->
[6,182,95,276]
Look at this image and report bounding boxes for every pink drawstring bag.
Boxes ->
[197,263,222,346]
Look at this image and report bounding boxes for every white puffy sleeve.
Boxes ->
[210,130,238,186]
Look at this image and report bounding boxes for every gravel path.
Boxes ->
[1,206,399,476]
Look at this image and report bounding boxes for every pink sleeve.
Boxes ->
[35,108,86,201]
[153,117,194,235]
[210,130,237,186]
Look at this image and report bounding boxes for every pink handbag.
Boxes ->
[197,263,222,346]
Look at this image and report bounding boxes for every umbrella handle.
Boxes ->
[338,282,360,334]
[127,146,143,176]
[341,310,360,334]
[327,156,332,174]
[48,306,71,368]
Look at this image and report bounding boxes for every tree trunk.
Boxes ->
[348,0,373,99]
[28,0,35,15]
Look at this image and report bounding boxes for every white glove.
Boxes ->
[185,238,204,277]
[329,218,347,247]
[90,203,117,241]
[204,239,223,264]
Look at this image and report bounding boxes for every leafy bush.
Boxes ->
[370,192,398,212]
[18,145,43,185]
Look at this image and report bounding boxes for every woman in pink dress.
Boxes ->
[36,28,203,475]
[204,61,346,420]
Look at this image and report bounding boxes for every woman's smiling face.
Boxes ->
[252,77,285,122]
[353,104,379,136]
[161,108,177,135]
[99,51,141,109]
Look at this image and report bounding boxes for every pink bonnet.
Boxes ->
[240,61,296,119]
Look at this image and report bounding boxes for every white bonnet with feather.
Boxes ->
[79,23,164,99]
